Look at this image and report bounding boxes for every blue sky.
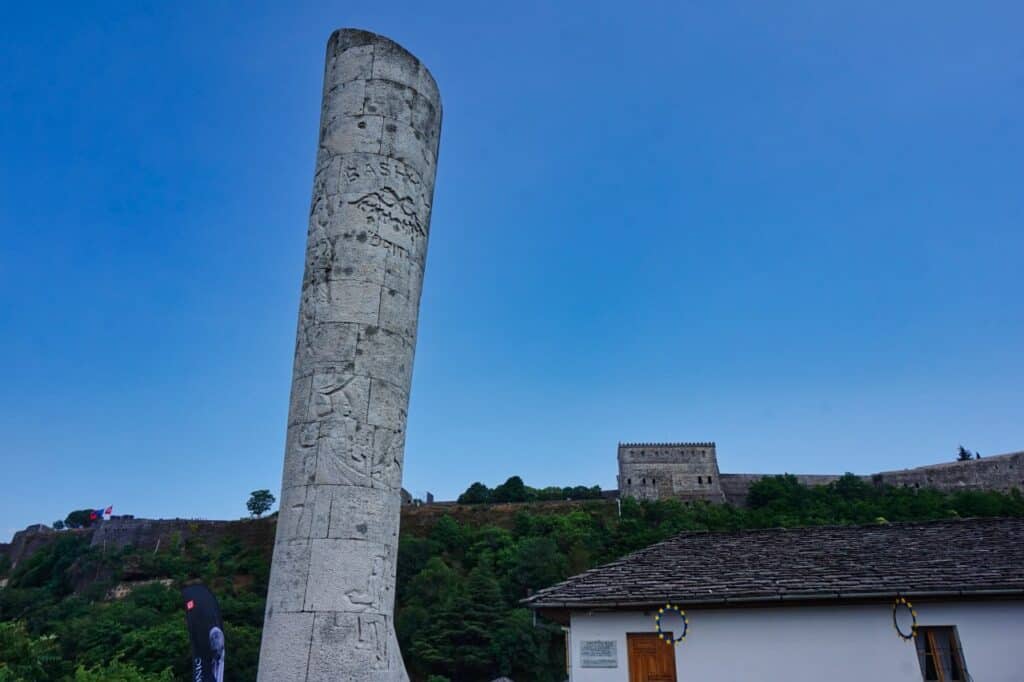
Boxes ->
[2,1,1022,540]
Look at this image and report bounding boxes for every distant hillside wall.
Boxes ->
[90,516,274,552]
[1,517,276,573]
[2,502,616,576]
[871,451,1024,494]
[720,474,853,506]
[1,524,64,570]
[622,443,1023,506]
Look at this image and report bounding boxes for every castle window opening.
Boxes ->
[627,478,631,485]
[698,476,703,484]
[708,476,712,484]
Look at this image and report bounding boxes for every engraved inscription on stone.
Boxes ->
[580,640,618,668]
[349,187,427,241]
[258,27,441,682]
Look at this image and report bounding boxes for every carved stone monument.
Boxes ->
[257,29,441,681]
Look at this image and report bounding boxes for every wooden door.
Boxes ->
[627,632,677,682]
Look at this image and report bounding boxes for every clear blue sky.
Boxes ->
[2,1,1021,540]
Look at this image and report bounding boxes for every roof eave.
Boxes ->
[525,587,1024,611]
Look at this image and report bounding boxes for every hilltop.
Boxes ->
[2,476,1023,681]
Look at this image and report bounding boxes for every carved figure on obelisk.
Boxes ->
[257,29,441,681]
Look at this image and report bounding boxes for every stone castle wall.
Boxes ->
[0,517,275,574]
[0,524,60,571]
[872,451,1024,494]
[617,443,725,503]
[619,443,1024,505]
[90,516,273,553]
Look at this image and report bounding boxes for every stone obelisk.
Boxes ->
[258,29,441,681]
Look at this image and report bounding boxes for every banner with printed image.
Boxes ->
[182,583,225,682]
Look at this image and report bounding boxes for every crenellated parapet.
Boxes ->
[619,442,716,449]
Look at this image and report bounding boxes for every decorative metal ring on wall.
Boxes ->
[892,597,918,640]
[654,603,688,645]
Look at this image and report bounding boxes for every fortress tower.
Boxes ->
[617,442,725,503]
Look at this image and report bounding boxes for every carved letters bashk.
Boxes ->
[344,158,421,186]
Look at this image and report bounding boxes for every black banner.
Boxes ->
[182,584,225,682]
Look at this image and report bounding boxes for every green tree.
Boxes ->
[452,563,504,677]
[746,474,808,512]
[492,608,565,681]
[405,557,460,609]
[429,516,465,555]
[830,473,873,501]
[957,445,974,462]
[118,619,190,676]
[492,476,529,503]
[64,508,98,529]
[223,623,261,682]
[457,482,492,504]
[509,536,567,598]
[246,489,276,517]
[0,621,66,681]
[73,658,174,681]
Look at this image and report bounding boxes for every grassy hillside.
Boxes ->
[1,475,1022,681]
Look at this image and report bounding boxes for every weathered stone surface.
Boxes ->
[258,28,441,681]
[265,539,312,613]
[378,287,418,338]
[356,328,413,391]
[293,322,359,373]
[307,612,392,679]
[304,538,392,612]
[617,442,726,503]
[315,418,375,486]
[367,379,408,432]
[276,486,332,542]
[281,424,318,486]
[327,485,401,543]
[257,611,315,682]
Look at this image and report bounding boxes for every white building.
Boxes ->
[525,518,1024,681]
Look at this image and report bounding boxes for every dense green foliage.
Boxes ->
[457,476,603,504]
[62,510,100,530]
[1,476,1022,680]
[0,531,267,681]
[245,490,276,518]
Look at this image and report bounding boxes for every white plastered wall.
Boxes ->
[567,601,1023,681]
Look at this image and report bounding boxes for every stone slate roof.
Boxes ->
[524,518,1024,610]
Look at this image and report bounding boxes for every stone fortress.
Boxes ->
[617,442,1024,505]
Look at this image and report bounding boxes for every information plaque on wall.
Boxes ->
[580,640,618,668]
